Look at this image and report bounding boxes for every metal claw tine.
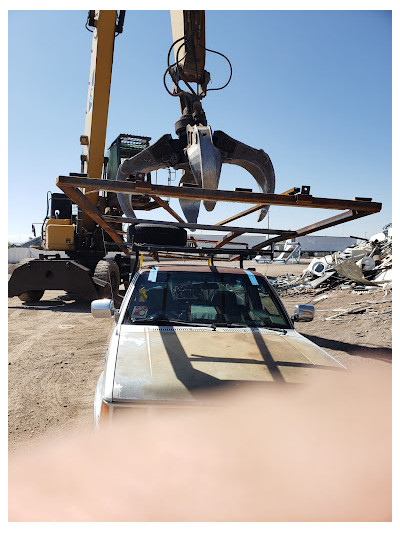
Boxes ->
[116,134,183,220]
[213,130,275,220]
[178,170,201,223]
[186,125,222,212]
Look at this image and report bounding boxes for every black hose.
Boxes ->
[164,35,233,98]
[203,47,232,91]
[41,191,52,241]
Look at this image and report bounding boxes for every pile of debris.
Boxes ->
[318,297,392,322]
[268,225,392,295]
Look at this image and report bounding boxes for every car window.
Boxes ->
[124,270,290,329]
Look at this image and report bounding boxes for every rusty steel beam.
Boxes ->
[150,195,186,223]
[214,231,245,248]
[280,187,301,196]
[214,187,303,226]
[102,215,290,236]
[56,176,382,213]
[215,205,264,226]
[192,238,248,246]
[57,182,130,254]
[229,209,371,262]
[295,210,371,238]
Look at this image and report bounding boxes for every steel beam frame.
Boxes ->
[57,176,382,212]
[56,175,382,261]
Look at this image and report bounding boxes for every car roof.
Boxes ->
[140,264,263,276]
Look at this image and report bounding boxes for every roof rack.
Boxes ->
[131,243,274,270]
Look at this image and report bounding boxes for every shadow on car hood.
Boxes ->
[112,327,344,402]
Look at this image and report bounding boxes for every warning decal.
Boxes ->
[132,306,148,318]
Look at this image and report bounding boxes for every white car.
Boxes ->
[92,264,344,425]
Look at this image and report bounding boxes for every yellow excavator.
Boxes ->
[9,11,136,302]
[8,9,276,303]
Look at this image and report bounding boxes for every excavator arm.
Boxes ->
[170,10,206,92]
[116,9,275,224]
[79,10,125,232]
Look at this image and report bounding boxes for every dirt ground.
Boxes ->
[8,259,392,454]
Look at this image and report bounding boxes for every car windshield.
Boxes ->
[124,269,291,329]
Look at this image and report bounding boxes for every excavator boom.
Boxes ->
[80,10,124,231]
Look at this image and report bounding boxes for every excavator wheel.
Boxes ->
[15,259,45,302]
[18,290,45,303]
[94,260,120,300]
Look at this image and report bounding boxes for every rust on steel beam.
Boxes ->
[280,187,301,196]
[57,183,130,254]
[214,231,245,248]
[150,195,186,223]
[56,176,382,213]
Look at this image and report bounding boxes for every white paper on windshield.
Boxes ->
[148,267,158,282]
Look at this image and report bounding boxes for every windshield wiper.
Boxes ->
[259,325,287,334]
[131,318,286,333]
[212,322,249,328]
[213,322,287,334]
[131,318,216,330]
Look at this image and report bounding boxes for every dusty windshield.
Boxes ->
[124,269,291,329]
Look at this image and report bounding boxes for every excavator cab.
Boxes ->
[106,134,151,181]
[42,193,75,252]
[105,133,163,214]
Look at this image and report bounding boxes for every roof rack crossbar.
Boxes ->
[131,243,274,271]
[132,243,272,256]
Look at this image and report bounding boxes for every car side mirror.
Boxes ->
[91,299,114,318]
[292,304,315,322]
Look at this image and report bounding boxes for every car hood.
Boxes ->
[112,326,344,402]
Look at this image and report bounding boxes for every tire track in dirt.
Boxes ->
[8,294,113,453]
[9,310,68,359]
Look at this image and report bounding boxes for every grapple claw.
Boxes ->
[116,129,275,226]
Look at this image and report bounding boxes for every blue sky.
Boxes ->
[8,10,392,243]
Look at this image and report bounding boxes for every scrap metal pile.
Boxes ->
[268,225,392,296]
